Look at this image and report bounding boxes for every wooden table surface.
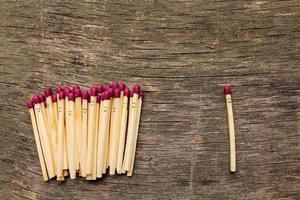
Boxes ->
[0,1,299,199]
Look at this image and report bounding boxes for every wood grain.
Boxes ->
[0,0,299,199]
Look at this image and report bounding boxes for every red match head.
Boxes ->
[118,82,125,91]
[58,92,65,100]
[114,88,121,98]
[112,81,118,90]
[133,84,140,94]
[90,87,97,96]
[103,91,110,100]
[72,84,80,93]
[27,100,34,109]
[105,84,111,91]
[224,85,232,95]
[44,87,53,97]
[81,89,88,100]
[139,91,144,100]
[56,86,63,94]
[124,88,130,97]
[68,92,75,101]
[52,94,57,102]
[108,88,113,98]
[38,94,46,102]
[63,86,71,96]
[32,95,41,104]
[74,88,81,98]
[96,84,103,94]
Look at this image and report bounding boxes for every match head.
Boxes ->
[63,86,71,96]
[103,91,110,100]
[27,100,34,109]
[56,86,63,94]
[139,91,144,100]
[130,90,134,97]
[52,94,57,102]
[133,84,140,94]
[114,88,121,98]
[90,87,97,96]
[32,95,41,104]
[108,88,113,98]
[111,81,118,90]
[224,85,232,95]
[118,82,126,91]
[58,92,65,100]
[38,94,46,102]
[72,84,80,93]
[96,84,103,94]
[74,88,81,98]
[105,84,111,91]
[124,88,130,97]
[68,92,75,101]
[44,87,53,97]
[81,89,88,100]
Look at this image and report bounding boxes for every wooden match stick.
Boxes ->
[27,100,49,181]
[44,88,58,174]
[224,85,236,173]
[103,87,112,173]
[63,86,71,173]
[109,88,122,175]
[67,92,76,179]
[127,92,143,176]
[32,96,55,179]
[91,95,101,180]
[116,87,129,174]
[80,89,88,177]
[123,84,140,171]
[96,91,110,178]
[73,85,81,172]
[56,92,65,180]
[85,87,97,178]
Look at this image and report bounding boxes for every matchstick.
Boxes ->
[63,86,70,172]
[80,89,89,177]
[67,92,76,179]
[224,85,236,173]
[117,88,129,174]
[56,92,65,180]
[123,84,140,171]
[27,100,49,181]
[32,95,55,178]
[86,87,97,178]
[109,88,122,175]
[127,92,143,176]
[73,86,81,172]
[44,88,58,173]
[92,95,101,180]
[103,88,112,173]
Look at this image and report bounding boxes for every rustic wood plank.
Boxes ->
[0,0,299,199]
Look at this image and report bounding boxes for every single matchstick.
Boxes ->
[127,92,143,176]
[123,84,140,171]
[103,88,112,173]
[44,88,58,173]
[117,88,129,174]
[27,100,49,181]
[92,95,101,180]
[96,91,110,178]
[86,87,97,178]
[56,92,65,180]
[109,88,122,175]
[67,92,76,179]
[63,86,70,173]
[32,95,55,179]
[73,86,81,172]
[80,89,89,177]
[224,85,236,173]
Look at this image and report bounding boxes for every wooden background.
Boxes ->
[0,0,299,199]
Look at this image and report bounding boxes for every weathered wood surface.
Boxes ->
[0,0,299,199]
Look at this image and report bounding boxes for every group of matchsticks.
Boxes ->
[27,82,143,181]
